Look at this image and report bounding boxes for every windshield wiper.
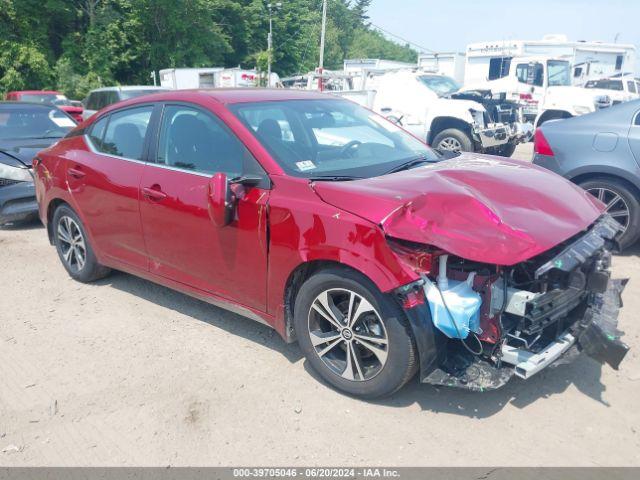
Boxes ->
[383,155,433,175]
[308,175,362,182]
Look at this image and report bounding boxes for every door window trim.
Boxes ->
[147,101,271,188]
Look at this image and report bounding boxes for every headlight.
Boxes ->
[573,105,594,115]
[469,108,486,128]
[0,156,33,183]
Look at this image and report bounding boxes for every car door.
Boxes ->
[138,103,270,311]
[68,104,155,269]
[629,108,640,166]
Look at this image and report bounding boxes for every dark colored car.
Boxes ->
[34,90,627,398]
[533,99,640,249]
[6,90,84,123]
[0,102,76,224]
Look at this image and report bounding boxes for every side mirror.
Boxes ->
[207,172,235,227]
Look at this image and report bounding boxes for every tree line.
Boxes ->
[1,0,416,99]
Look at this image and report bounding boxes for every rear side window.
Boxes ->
[627,81,637,94]
[98,106,153,160]
[87,116,109,149]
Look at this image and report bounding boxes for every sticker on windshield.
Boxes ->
[296,160,317,171]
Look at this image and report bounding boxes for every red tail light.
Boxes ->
[519,93,533,100]
[534,129,554,156]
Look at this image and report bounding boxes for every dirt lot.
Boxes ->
[1,144,639,466]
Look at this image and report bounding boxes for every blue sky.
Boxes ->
[367,0,639,55]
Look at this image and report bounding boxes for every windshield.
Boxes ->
[547,60,571,87]
[0,105,76,140]
[417,75,461,96]
[120,89,166,100]
[230,99,438,179]
[585,79,624,91]
[19,93,72,106]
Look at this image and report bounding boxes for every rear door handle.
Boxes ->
[68,167,85,179]
[142,186,167,201]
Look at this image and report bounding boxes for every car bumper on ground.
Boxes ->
[0,180,38,224]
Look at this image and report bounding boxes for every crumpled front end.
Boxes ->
[393,215,630,391]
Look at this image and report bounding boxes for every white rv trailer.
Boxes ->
[160,67,279,89]
[417,52,466,83]
[159,68,224,89]
[464,35,636,86]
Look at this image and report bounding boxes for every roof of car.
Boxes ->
[111,88,334,104]
[0,101,60,109]
[7,90,61,95]
[89,86,169,93]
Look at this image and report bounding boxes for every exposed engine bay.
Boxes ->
[449,89,520,125]
[394,215,629,391]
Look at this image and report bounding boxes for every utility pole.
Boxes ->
[267,3,282,88]
[318,0,328,91]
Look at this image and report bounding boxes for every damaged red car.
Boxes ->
[34,90,629,397]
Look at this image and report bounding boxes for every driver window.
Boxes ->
[157,105,255,177]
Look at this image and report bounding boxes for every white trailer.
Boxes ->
[418,52,466,84]
[159,68,224,89]
[160,67,279,89]
[464,35,636,86]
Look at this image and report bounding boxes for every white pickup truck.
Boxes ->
[462,56,613,127]
[350,69,533,156]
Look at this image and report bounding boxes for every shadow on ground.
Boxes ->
[0,217,43,231]
[96,270,304,364]
[97,268,608,419]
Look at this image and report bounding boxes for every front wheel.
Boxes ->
[579,177,640,250]
[432,128,474,154]
[53,205,111,282]
[293,267,417,398]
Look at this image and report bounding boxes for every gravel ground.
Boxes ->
[1,143,639,466]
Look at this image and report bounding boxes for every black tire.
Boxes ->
[493,142,517,157]
[578,177,640,250]
[432,128,474,153]
[293,267,417,398]
[52,204,111,282]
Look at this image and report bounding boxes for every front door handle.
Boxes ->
[142,186,167,201]
[68,167,85,179]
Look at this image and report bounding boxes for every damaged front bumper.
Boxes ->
[500,278,628,379]
[398,214,630,392]
[473,121,534,149]
[417,277,628,392]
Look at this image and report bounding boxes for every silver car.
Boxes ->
[533,99,640,248]
[82,86,169,120]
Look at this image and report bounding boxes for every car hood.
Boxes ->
[0,138,61,167]
[311,154,604,265]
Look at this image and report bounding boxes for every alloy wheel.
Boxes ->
[438,137,462,152]
[57,216,87,272]
[586,187,630,233]
[307,288,388,382]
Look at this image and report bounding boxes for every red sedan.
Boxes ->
[33,89,628,397]
[6,90,84,122]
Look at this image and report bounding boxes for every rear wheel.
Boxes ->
[293,267,417,398]
[579,177,640,249]
[53,205,111,282]
[432,128,474,154]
